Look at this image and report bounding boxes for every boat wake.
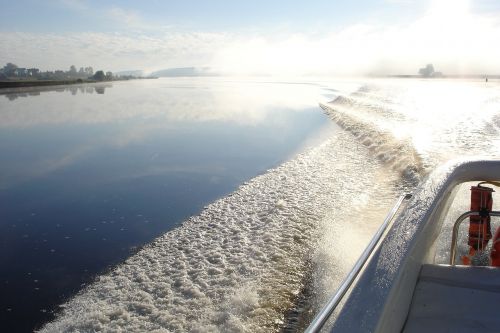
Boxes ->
[40,129,403,332]
[42,81,500,332]
[40,83,447,333]
[320,92,426,185]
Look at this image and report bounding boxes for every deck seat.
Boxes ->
[403,264,500,333]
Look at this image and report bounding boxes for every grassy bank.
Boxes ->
[0,79,100,89]
[0,77,156,89]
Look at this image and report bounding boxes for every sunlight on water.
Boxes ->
[0,78,341,332]
[31,78,500,332]
[392,80,500,160]
[0,78,328,128]
[324,79,500,172]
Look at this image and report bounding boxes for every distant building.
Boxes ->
[54,70,66,79]
[14,68,27,76]
[27,68,40,76]
[418,64,443,78]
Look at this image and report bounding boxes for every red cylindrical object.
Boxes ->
[468,185,494,252]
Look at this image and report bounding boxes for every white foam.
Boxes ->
[320,99,425,184]
[40,79,500,332]
[41,130,395,332]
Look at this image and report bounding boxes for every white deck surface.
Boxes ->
[403,264,500,333]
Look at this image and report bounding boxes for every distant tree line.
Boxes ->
[0,62,114,81]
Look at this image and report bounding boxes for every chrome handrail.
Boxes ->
[449,210,500,265]
[305,193,412,333]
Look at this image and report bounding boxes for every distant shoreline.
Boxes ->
[0,77,157,89]
[386,74,498,79]
[1,76,496,89]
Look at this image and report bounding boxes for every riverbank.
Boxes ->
[0,77,157,89]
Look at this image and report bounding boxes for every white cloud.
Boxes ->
[212,1,500,76]
[0,31,229,72]
[57,0,155,31]
[106,7,154,29]
[2,0,500,75]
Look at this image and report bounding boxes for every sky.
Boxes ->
[1,0,500,76]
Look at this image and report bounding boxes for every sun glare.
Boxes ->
[211,0,499,76]
[425,0,471,32]
[429,0,470,17]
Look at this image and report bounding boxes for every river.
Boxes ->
[1,77,499,332]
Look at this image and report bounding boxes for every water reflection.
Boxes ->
[0,79,333,190]
[1,83,112,100]
[0,77,335,332]
[0,79,330,128]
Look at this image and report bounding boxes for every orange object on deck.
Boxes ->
[462,184,494,265]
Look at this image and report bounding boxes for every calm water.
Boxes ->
[6,78,500,333]
[0,78,335,332]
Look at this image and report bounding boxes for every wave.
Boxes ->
[39,85,426,332]
[320,94,425,185]
[40,130,393,332]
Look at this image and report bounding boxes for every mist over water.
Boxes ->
[0,78,338,332]
[2,77,500,332]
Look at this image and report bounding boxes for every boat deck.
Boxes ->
[403,264,500,333]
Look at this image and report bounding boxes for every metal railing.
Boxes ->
[449,210,500,265]
[305,193,412,333]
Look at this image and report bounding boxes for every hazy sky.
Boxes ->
[1,0,500,75]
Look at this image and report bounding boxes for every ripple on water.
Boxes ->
[40,129,404,332]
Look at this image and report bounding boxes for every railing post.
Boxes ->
[305,193,412,333]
